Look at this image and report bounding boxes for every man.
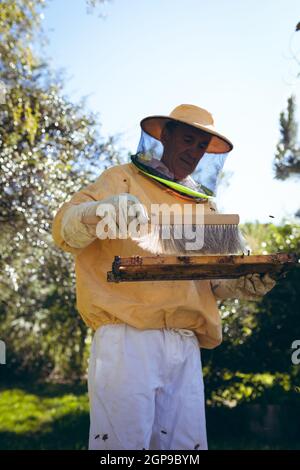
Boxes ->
[52,104,276,450]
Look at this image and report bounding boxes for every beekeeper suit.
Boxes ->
[52,104,276,450]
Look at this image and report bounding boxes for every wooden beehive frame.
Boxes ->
[107,253,298,283]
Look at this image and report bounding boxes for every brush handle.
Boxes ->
[150,213,240,225]
[82,213,240,225]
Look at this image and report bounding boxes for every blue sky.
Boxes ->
[42,0,300,223]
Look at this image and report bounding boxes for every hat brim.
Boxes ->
[140,115,233,154]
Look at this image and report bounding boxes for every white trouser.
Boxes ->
[88,324,208,450]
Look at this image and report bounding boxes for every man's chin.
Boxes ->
[175,165,195,180]
[174,171,190,181]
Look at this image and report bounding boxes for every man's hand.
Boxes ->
[238,273,276,297]
[61,193,149,249]
[211,272,276,300]
[95,193,149,239]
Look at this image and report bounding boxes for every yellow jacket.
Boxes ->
[52,162,259,349]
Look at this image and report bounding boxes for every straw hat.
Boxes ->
[140,104,233,154]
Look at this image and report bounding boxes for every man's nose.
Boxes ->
[188,145,204,160]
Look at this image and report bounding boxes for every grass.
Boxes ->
[0,384,299,450]
[0,384,89,450]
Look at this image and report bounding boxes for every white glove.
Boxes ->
[95,193,149,239]
[211,273,276,301]
[60,193,148,249]
[240,273,276,298]
[60,200,101,249]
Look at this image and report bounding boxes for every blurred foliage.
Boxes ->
[0,385,89,449]
[0,385,299,449]
[0,389,88,434]
[0,0,123,381]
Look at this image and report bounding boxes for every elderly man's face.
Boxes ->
[160,123,212,180]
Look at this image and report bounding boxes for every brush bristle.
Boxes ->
[132,224,247,255]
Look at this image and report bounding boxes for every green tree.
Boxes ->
[0,0,120,381]
[274,95,300,180]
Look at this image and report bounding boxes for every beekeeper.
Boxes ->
[52,104,276,451]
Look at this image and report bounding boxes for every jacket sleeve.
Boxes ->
[51,165,129,254]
